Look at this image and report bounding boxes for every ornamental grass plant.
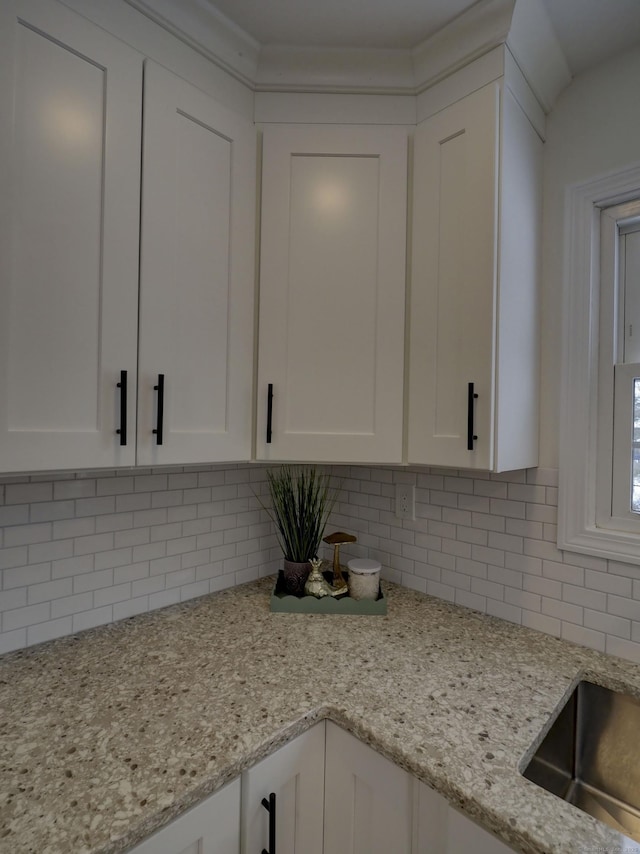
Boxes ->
[265,466,339,563]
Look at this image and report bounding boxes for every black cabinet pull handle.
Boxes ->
[116,370,127,446]
[467,382,478,451]
[261,792,276,854]
[153,374,165,446]
[266,383,274,444]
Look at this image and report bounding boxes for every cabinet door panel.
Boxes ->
[127,777,240,854]
[408,83,498,469]
[0,0,141,471]
[257,124,407,463]
[324,722,414,854]
[137,61,255,465]
[241,724,325,854]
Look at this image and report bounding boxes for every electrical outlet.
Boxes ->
[395,484,415,520]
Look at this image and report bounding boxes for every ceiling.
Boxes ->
[207,0,640,76]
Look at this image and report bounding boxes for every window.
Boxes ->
[598,204,640,533]
[558,164,640,563]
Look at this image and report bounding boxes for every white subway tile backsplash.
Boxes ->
[54,480,96,500]
[0,546,28,570]
[522,610,561,637]
[51,593,93,618]
[561,622,605,652]
[3,463,640,668]
[53,517,95,540]
[28,578,72,605]
[73,606,113,633]
[4,562,51,589]
[4,602,50,631]
[606,635,640,664]
[5,483,53,504]
[74,569,114,593]
[52,555,94,579]
[0,587,27,611]
[27,617,72,646]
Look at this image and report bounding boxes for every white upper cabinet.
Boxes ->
[0,1,256,474]
[0,0,142,472]
[137,62,256,466]
[408,81,542,472]
[256,124,407,464]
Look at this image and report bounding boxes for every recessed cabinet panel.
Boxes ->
[9,26,104,432]
[241,723,325,854]
[257,124,407,463]
[137,61,255,465]
[168,113,231,434]
[324,722,414,854]
[0,0,141,471]
[408,83,498,470]
[286,155,379,435]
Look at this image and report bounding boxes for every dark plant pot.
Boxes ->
[283,559,312,596]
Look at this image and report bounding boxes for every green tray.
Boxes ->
[270,570,387,615]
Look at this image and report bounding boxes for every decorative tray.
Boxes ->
[270,569,387,615]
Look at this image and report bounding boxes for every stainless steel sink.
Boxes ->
[523,680,640,842]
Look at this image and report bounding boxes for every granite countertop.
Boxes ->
[1,578,639,854]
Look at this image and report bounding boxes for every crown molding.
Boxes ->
[124,0,570,113]
[506,0,572,111]
[255,46,415,94]
[412,0,513,93]
[124,0,260,86]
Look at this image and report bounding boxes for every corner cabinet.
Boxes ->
[0,0,255,474]
[125,723,515,854]
[324,722,514,854]
[407,81,542,471]
[256,124,408,464]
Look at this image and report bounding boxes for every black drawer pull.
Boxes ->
[261,792,276,854]
[153,374,165,446]
[116,370,127,446]
[467,382,478,451]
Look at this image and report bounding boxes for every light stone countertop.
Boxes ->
[1,578,639,854]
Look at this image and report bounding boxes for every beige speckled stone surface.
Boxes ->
[1,578,640,854]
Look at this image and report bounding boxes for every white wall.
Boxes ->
[539,45,640,467]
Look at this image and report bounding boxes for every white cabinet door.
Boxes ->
[408,83,498,470]
[257,124,407,464]
[127,777,240,854]
[415,781,514,854]
[408,81,541,472]
[137,61,255,466]
[324,722,415,854]
[241,724,325,854]
[0,0,141,472]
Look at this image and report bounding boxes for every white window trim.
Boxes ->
[558,161,640,563]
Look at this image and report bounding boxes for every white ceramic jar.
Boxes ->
[347,558,381,600]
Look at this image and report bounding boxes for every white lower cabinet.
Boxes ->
[324,721,414,854]
[127,777,240,854]
[416,779,513,854]
[324,723,514,854]
[241,723,325,854]
[128,723,515,854]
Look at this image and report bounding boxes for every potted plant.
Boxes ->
[264,465,339,595]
